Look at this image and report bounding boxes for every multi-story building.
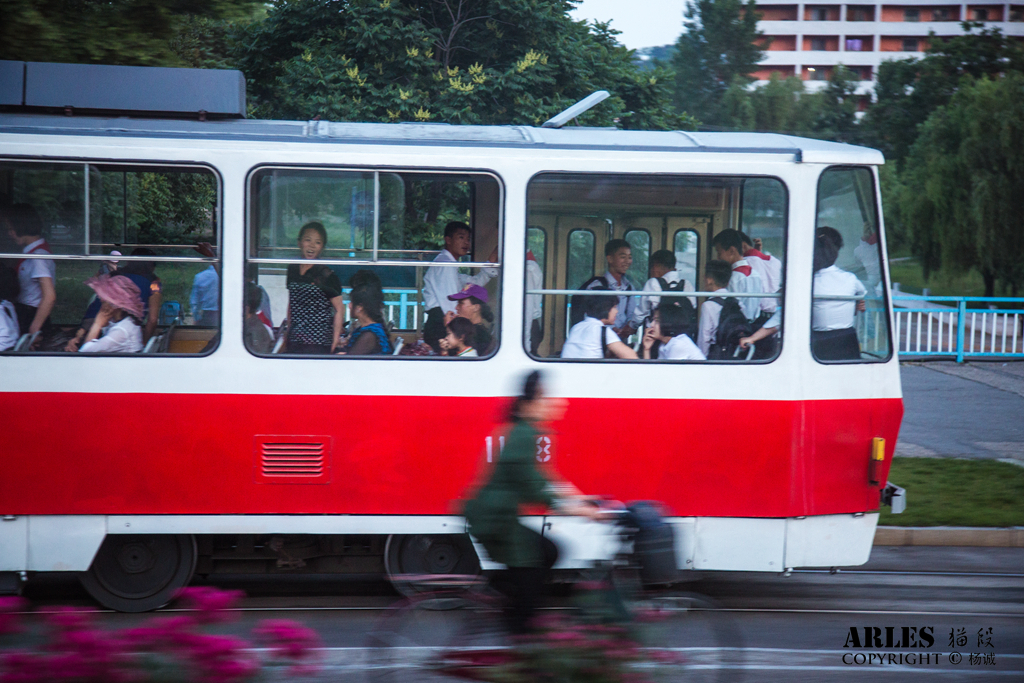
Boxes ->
[751,2,1024,101]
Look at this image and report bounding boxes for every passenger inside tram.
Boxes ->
[642,303,705,361]
[696,260,733,358]
[285,222,345,355]
[630,248,696,334]
[3,203,56,343]
[711,229,766,323]
[0,264,19,351]
[337,284,392,355]
[77,274,145,353]
[561,294,638,360]
[740,231,783,296]
[440,315,478,357]
[244,281,274,354]
[445,284,495,355]
[576,239,637,341]
[423,221,499,353]
[811,226,867,361]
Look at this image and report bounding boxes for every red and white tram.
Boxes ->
[0,65,902,611]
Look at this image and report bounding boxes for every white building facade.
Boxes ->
[752,1,1024,101]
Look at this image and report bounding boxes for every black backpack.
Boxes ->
[656,277,698,338]
[569,274,610,327]
[707,296,754,360]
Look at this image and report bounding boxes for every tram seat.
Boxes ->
[272,318,288,354]
[392,336,404,355]
[142,334,160,353]
[166,325,215,354]
[14,332,39,351]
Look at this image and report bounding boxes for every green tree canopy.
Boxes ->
[232,0,692,129]
[670,0,765,123]
[862,22,1024,166]
[900,73,1024,296]
[0,0,262,66]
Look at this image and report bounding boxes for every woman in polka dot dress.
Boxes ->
[286,222,344,354]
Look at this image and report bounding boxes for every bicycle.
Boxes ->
[364,505,745,683]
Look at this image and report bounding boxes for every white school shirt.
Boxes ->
[727,259,766,321]
[524,257,543,349]
[79,317,143,353]
[422,249,498,314]
[457,347,479,357]
[17,239,56,308]
[812,265,867,331]
[585,272,636,330]
[660,333,705,361]
[629,270,695,328]
[561,316,619,359]
[744,254,779,313]
[697,287,729,357]
[0,300,19,351]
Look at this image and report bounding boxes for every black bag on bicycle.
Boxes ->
[624,501,678,585]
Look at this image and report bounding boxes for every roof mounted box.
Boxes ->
[0,61,246,119]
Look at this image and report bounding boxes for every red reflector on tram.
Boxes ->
[254,436,332,484]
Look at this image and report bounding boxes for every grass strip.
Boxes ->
[880,457,1024,527]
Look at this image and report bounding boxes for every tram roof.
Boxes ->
[0,114,884,165]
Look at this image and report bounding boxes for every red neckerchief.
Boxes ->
[863,234,878,245]
[744,248,770,261]
[16,239,51,271]
[526,250,537,262]
[256,310,274,335]
[733,264,752,277]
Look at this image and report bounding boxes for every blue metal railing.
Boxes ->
[892,296,1024,362]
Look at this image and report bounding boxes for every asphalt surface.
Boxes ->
[898,362,1024,463]
[9,547,1024,682]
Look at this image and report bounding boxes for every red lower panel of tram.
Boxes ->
[0,393,902,518]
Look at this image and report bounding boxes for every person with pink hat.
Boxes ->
[442,283,495,355]
[78,275,144,353]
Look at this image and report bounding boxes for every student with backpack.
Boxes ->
[711,229,766,323]
[570,239,637,340]
[630,249,696,334]
[561,294,638,360]
[697,260,754,359]
[642,303,705,361]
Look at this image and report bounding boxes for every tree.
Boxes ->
[0,0,262,66]
[670,0,766,123]
[232,0,693,129]
[861,22,1024,166]
[900,74,1024,296]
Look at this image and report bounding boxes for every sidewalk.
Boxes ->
[897,361,1024,465]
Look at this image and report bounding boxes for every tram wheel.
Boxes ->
[79,534,197,612]
[384,534,481,602]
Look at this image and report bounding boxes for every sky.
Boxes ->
[570,0,688,50]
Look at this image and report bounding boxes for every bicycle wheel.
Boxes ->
[364,590,514,683]
[626,591,745,683]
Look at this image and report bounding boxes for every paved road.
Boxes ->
[10,548,1024,682]
[898,362,1024,462]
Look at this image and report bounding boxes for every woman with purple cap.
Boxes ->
[444,283,495,355]
[77,275,144,353]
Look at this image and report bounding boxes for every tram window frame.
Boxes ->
[244,164,505,360]
[672,228,701,292]
[524,171,788,364]
[0,159,223,357]
[811,165,893,364]
[623,228,651,290]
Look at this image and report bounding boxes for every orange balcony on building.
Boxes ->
[880,36,930,51]
[756,4,799,20]
[846,6,877,21]
[752,66,797,80]
[967,5,1005,21]
[881,6,961,22]
[805,5,842,20]
[803,35,840,51]
[844,35,874,51]
[759,35,798,50]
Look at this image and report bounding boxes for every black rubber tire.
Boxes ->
[384,534,481,601]
[79,534,197,612]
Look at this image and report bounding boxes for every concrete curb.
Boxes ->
[875,526,1024,547]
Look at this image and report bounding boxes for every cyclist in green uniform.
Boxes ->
[463,370,599,634]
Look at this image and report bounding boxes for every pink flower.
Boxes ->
[253,619,322,668]
[174,587,244,624]
[0,597,27,636]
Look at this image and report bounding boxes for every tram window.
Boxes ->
[624,229,650,289]
[0,161,220,355]
[247,168,502,358]
[525,173,786,362]
[812,167,891,363]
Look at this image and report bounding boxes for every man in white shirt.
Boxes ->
[696,260,733,357]
[524,250,544,354]
[423,221,498,352]
[582,239,637,340]
[3,204,56,340]
[629,249,695,330]
[739,232,783,303]
[561,295,637,360]
[712,229,765,322]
